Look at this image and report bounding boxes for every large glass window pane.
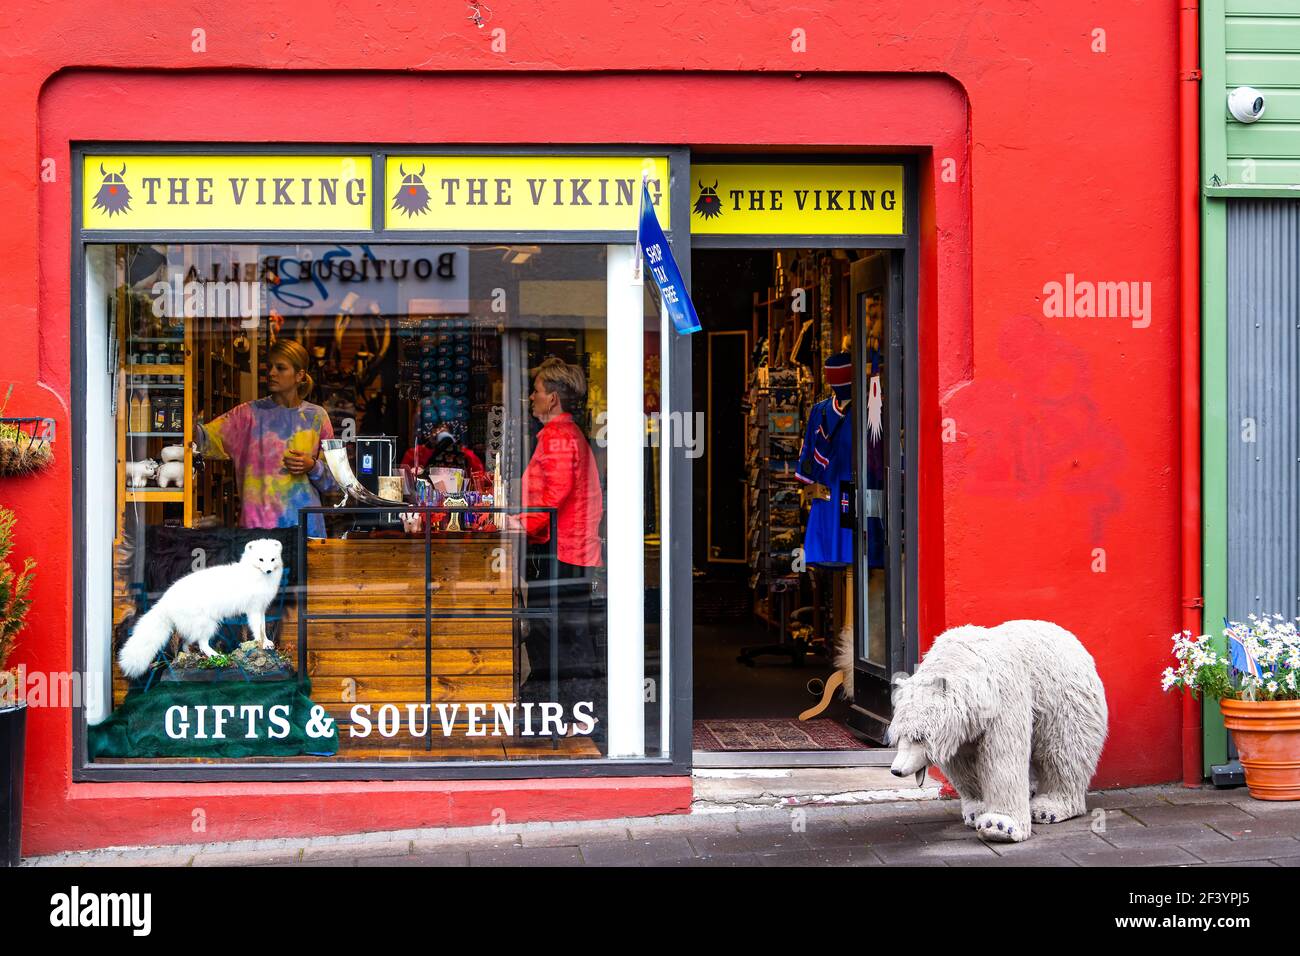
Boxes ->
[83,241,662,765]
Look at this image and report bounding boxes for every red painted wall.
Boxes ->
[1,1,1181,855]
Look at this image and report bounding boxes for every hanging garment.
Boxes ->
[795,395,854,566]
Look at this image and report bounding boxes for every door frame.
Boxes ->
[688,154,921,765]
[844,245,917,743]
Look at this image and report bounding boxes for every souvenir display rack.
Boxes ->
[742,278,814,652]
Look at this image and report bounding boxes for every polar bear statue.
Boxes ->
[888,620,1107,843]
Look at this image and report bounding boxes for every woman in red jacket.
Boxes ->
[508,358,603,564]
[506,357,605,742]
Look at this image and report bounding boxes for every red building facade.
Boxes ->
[1,1,1187,855]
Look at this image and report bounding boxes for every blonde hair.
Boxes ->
[532,357,587,413]
[269,338,314,400]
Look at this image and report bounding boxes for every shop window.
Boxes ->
[81,242,665,766]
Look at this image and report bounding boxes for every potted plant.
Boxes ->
[1163,615,1300,800]
[0,506,35,865]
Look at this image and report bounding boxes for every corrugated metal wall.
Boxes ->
[1224,1,1300,186]
[1227,199,1300,628]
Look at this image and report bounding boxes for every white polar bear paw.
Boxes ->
[1030,797,1080,825]
[961,803,985,828]
[974,812,1029,843]
[261,638,275,651]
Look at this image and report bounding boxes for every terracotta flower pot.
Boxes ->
[1219,698,1300,800]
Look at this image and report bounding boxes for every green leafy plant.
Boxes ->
[1162,616,1300,702]
[0,506,35,706]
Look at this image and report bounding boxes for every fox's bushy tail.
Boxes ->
[117,603,173,678]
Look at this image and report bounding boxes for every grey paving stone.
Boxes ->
[1029,815,1132,842]
[905,820,981,843]
[1268,855,1300,866]
[1180,836,1300,863]
[302,841,408,862]
[991,833,1112,857]
[629,815,738,839]
[1065,845,1204,867]
[1188,860,1279,867]
[687,830,806,856]
[1210,815,1300,840]
[732,808,812,830]
[85,857,162,868]
[645,853,761,867]
[1141,783,1219,800]
[1228,797,1300,815]
[392,851,470,867]
[755,845,885,867]
[1125,802,1257,827]
[732,815,823,839]
[822,822,922,848]
[854,800,956,823]
[580,837,696,865]
[871,837,998,864]
[191,849,304,867]
[1100,823,1232,849]
[1152,786,1249,805]
[352,854,457,867]
[946,851,1079,867]
[469,846,584,867]
[520,826,630,848]
[1083,789,1152,809]
[410,837,519,854]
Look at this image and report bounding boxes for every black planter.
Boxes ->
[0,702,26,867]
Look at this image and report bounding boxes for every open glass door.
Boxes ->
[847,249,906,741]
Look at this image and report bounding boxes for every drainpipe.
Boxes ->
[1179,0,1204,787]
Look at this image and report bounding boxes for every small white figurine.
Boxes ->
[156,460,186,489]
[125,459,159,488]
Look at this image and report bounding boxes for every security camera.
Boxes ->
[1228,87,1266,124]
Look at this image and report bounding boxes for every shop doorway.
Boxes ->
[690,246,907,765]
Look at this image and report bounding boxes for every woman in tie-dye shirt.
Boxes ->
[196,339,336,538]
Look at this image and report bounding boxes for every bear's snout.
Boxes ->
[890,736,928,781]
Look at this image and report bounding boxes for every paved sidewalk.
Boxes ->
[26,783,1300,867]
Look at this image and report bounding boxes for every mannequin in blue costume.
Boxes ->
[795,351,886,570]
[795,353,855,566]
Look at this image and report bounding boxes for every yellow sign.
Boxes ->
[385,156,670,231]
[689,164,904,235]
[82,155,373,231]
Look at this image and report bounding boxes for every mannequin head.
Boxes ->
[825,352,852,403]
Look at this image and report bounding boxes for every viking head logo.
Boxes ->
[92,164,132,217]
[392,164,430,217]
[693,180,721,220]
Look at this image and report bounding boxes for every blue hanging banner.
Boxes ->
[638,181,701,335]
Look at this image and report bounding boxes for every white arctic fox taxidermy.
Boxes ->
[117,538,285,678]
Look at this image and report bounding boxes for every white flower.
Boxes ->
[1267,681,1279,693]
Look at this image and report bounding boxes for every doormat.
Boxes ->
[693,719,871,752]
